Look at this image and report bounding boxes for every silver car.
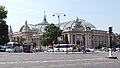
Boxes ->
[6,47,15,53]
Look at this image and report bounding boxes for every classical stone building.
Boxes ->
[9,13,49,48]
[9,15,110,48]
[58,18,109,48]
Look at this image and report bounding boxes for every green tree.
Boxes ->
[113,33,120,45]
[42,23,62,46]
[41,38,48,46]
[17,37,20,43]
[0,6,9,45]
[115,33,120,39]
[20,37,26,43]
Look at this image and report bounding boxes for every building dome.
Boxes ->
[19,21,39,32]
[19,13,49,33]
[35,13,49,32]
[20,18,96,33]
[59,18,96,30]
[36,23,49,32]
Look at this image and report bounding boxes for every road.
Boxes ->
[0,52,120,68]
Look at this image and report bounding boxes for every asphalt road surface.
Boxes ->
[0,52,120,68]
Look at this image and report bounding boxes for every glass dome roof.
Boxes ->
[19,14,49,33]
[59,19,96,30]
[20,18,96,32]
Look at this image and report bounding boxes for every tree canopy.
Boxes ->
[0,6,7,23]
[42,23,62,46]
[0,6,9,45]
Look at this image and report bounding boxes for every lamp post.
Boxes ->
[83,29,86,54]
[80,19,86,54]
[53,13,66,27]
[53,13,66,53]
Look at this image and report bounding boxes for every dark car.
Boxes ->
[0,46,6,52]
[23,44,32,53]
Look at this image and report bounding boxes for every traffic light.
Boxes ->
[109,27,112,48]
[109,27,113,34]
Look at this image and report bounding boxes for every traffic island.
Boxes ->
[105,56,118,59]
[105,48,118,59]
[105,49,118,59]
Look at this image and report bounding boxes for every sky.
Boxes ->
[0,0,120,33]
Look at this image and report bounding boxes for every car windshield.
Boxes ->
[56,46,66,48]
[6,44,12,47]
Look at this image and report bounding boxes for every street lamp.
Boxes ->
[52,13,66,53]
[82,20,86,54]
[83,29,86,54]
[53,13,66,27]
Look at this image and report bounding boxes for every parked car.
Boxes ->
[104,48,118,52]
[23,44,32,53]
[0,45,14,53]
[116,48,120,51]
[47,48,54,52]
[47,47,60,52]
[32,48,43,52]
[6,47,15,53]
[85,48,95,52]
[0,46,6,52]
[6,42,23,53]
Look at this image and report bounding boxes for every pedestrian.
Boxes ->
[20,45,23,52]
[33,42,36,48]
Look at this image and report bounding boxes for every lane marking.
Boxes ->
[0,57,117,65]
[11,67,24,68]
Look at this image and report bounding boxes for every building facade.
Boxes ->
[59,19,109,48]
[9,15,110,48]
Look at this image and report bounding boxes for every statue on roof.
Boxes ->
[9,25,13,32]
[74,17,83,27]
[43,11,46,22]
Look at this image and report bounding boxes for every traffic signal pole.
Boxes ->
[106,27,117,59]
[109,27,112,57]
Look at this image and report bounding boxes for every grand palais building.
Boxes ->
[8,14,110,48]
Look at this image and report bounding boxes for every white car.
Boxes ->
[116,48,120,51]
[47,48,59,52]
[47,44,75,52]
[6,47,15,53]
[47,48,53,52]
[54,47,73,52]
[85,48,95,52]
[59,47,73,52]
